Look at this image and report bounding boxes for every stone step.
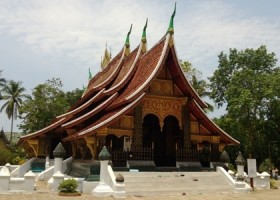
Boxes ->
[68,160,100,178]
[115,171,234,195]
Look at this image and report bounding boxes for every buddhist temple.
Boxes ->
[18,6,239,169]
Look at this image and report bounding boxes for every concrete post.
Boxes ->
[24,171,36,191]
[114,182,126,199]
[92,146,114,197]
[52,171,65,192]
[54,157,63,173]
[235,151,245,181]
[53,143,66,174]
[114,174,125,199]
[5,163,11,172]
[45,156,50,169]
[100,160,107,183]
[0,166,10,191]
[236,165,245,181]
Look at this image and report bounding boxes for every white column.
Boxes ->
[100,160,108,183]
[52,171,64,192]
[236,165,244,181]
[114,182,126,199]
[24,171,36,191]
[0,167,10,191]
[45,156,50,169]
[54,157,63,174]
[92,160,114,197]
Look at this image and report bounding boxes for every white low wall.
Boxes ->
[217,166,236,186]
[37,165,54,181]
[0,167,35,192]
[106,165,116,189]
[218,167,270,192]
[18,158,36,177]
[245,172,270,189]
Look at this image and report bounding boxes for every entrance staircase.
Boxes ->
[67,160,100,181]
[118,171,234,196]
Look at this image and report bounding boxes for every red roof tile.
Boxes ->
[63,93,145,141]
[106,36,168,110]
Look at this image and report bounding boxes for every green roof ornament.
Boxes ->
[88,68,92,80]
[235,151,245,166]
[125,24,133,48]
[53,142,66,158]
[98,146,111,160]
[168,2,177,34]
[141,18,148,43]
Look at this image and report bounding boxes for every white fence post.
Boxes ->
[0,167,10,191]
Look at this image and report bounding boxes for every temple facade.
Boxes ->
[18,9,239,168]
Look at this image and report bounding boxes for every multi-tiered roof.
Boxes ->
[18,5,239,150]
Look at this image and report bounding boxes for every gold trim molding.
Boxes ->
[142,95,187,129]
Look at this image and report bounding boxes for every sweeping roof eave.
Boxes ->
[168,36,208,109]
[62,93,146,142]
[68,48,125,111]
[62,92,118,129]
[56,88,105,120]
[189,100,240,145]
[17,117,67,145]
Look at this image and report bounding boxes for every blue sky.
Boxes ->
[0,0,280,132]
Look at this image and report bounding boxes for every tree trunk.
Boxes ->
[10,110,14,143]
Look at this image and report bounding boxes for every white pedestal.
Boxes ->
[92,182,114,197]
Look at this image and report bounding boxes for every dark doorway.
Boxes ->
[50,137,61,159]
[142,114,182,167]
[106,134,124,151]
[162,115,181,166]
[142,114,163,166]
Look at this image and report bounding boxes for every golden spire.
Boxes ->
[101,42,111,69]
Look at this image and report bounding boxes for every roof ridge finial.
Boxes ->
[167,2,176,35]
[141,18,148,43]
[88,68,92,80]
[125,24,133,48]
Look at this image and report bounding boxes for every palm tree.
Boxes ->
[0,80,29,142]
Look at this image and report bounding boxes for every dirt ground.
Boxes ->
[0,180,279,200]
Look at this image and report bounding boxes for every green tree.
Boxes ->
[65,88,84,106]
[181,61,213,111]
[209,45,280,165]
[19,78,83,134]
[0,80,30,142]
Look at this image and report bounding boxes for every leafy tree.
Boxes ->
[209,46,280,165]
[65,88,84,106]
[0,80,30,142]
[19,78,83,134]
[181,61,213,111]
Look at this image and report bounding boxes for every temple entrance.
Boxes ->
[105,134,125,151]
[50,137,61,159]
[142,114,182,167]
